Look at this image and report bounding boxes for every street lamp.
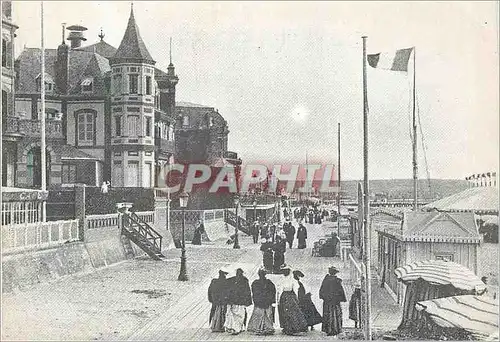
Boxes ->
[178,191,189,281]
[253,198,257,223]
[233,195,240,249]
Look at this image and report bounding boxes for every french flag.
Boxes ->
[367,47,414,72]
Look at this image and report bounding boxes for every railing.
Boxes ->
[3,116,23,135]
[18,119,63,139]
[127,211,162,251]
[85,211,154,230]
[203,209,225,221]
[1,219,79,254]
[2,200,43,225]
[226,210,250,235]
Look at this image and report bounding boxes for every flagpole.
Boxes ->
[337,122,341,237]
[362,35,372,341]
[41,1,47,222]
[412,47,418,211]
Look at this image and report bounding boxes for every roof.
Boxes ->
[375,210,481,243]
[50,145,98,160]
[75,40,117,59]
[16,47,101,94]
[424,186,498,215]
[176,101,209,108]
[175,105,228,130]
[402,211,480,243]
[111,8,154,64]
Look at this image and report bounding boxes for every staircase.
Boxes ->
[225,210,251,236]
[121,211,166,260]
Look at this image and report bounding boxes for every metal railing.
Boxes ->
[85,211,154,230]
[18,119,63,139]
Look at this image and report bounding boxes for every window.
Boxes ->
[115,116,122,136]
[145,76,152,95]
[126,161,139,187]
[2,90,6,117]
[143,163,152,187]
[169,124,174,141]
[81,78,93,93]
[435,253,454,262]
[2,39,6,67]
[145,117,152,137]
[182,115,189,127]
[77,112,94,144]
[129,74,138,94]
[113,161,123,187]
[61,164,76,183]
[127,115,139,136]
[35,74,54,93]
[113,74,122,95]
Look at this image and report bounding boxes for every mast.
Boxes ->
[306,150,309,198]
[362,35,372,340]
[337,122,341,236]
[412,48,418,211]
[41,1,47,221]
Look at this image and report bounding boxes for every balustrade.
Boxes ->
[18,119,63,139]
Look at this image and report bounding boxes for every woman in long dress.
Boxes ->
[319,266,346,336]
[277,267,308,335]
[296,224,308,249]
[349,283,362,328]
[293,270,322,330]
[247,268,276,335]
[192,222,204,245]
[260,238,274,273]
[225,268,252,335]
[208,269,230,332]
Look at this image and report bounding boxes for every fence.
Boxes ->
[85,211,155,230]
[1,219,79,254]
[2,200,43,225]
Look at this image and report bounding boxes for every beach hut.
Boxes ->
[376,211,482,303]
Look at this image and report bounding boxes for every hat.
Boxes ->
[293,270,305,278]
[280,264,291,271]
[328,266,339,274]
[354,282,361,289]
[219,266,230,274]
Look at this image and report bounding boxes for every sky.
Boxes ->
[12,1,499,180]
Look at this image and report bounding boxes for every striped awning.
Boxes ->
[416,295,499,339]
[394,260,486,292]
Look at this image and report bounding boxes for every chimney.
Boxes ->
[66,24,87,49]
[55,24,69,94]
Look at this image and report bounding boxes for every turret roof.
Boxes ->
[111,7,154,64]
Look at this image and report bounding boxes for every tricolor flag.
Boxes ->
[367,47,414,72]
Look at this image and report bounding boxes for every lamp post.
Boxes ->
[253,198,257,223]
[178,192,189,281]
[233,195,240,249]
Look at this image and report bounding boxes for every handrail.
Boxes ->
[125,212,162,251]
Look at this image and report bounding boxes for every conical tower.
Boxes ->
[109,5,156,187]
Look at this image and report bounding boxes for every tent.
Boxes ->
[395,260,486,330]
[423,187,498,215]
[416,295,498,340]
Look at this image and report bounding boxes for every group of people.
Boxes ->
[208,265,353,336]
[293,206,330,225]
[258,220,309,273]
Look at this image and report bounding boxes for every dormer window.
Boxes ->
[35,73,54,93]
[81,77,93,93]
[182,115,189,127]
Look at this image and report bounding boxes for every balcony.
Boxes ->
[18,119,64,140]
[2,116,24,140]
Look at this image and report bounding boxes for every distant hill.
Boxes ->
[340,179,469,201]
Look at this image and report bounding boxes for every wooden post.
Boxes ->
[412,48,418,211]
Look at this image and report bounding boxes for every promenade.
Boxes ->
[2,221,401,341]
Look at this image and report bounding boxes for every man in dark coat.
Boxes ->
[284,221,296,249]
[252,221,260,244]
[208,269,230,332]
[225,268,253,334]
[296,224,308,249]
[260,238,274,272]
[272,236,286,273]
[319,266,346,336]
[192,221,204,245]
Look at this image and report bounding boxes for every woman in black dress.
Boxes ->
[192,221,204,245]
[296,224,308,249]
[319,266,346,336]
[293,270,322,331]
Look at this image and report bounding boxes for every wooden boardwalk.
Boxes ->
[128,222,401,341]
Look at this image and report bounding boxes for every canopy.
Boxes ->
[424,187,498,215]
[416,295,499,339]
[394,260,486,293]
